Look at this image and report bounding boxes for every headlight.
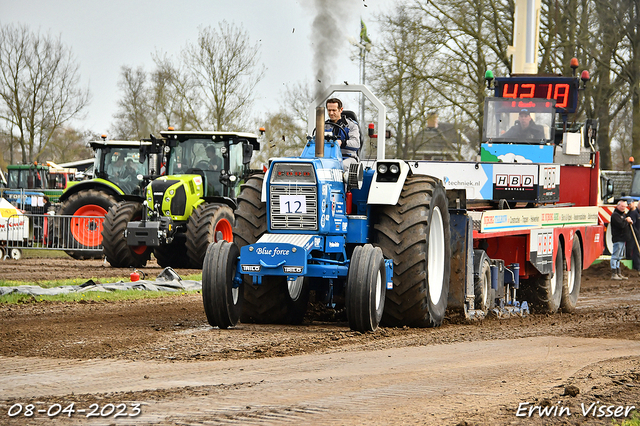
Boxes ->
[377,164,388,174]
[389,164,400,174]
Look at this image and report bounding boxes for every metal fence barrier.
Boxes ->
[0,213,104,258]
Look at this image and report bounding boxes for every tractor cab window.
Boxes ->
[483,98,556,144]
[167,138,226,197]
[48,173,68,189]
[8,168,46,189]
[101,147,148,194]
[228,142,245,198]
[7,169,18,188]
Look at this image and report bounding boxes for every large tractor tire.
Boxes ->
[560,237,582,312]
[202,240,242,329]
[59,189,117,259]
[521,241,564,313]
[374,175,451,327]
[233,174,310,324]
[185,203,234,268]
[101,202,152,268]
[346,244,386,332]
[234,174,268,248]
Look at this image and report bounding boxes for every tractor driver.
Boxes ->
[325,98,360,171]
[503,109,545,141]
[203,145,222,171]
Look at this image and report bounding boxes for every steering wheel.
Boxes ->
[324,121,348,141]
[195,161,211,170]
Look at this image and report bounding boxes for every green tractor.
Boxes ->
[4,162,78,207]
[58,138,164,259]
[101,130,260,269]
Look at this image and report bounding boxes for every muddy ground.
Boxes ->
[0,258,639,425]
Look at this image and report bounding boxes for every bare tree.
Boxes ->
[44,127,94,162]
[369,5,439,159]
[182,22,265,131]
[399,0,514,151]
[151,53,203,132]
[252,112,307,168]
[111,65,153,140]
[282,81,314,127]
[0,23,90,163]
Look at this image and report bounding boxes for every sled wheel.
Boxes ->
[560,237,582,312]
[473,250,494,314]
[523,240,564,313]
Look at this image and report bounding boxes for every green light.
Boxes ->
[485,70,494,80]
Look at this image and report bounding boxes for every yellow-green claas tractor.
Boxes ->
[101,130,260,268]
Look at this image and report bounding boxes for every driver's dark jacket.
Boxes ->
[503,120,545,140]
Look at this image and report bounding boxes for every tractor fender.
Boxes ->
[58,179,124,203]
[261,166,273,203]
[367,160,411,205]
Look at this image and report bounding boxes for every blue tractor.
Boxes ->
[202,86,452,332]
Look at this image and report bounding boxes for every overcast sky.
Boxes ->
[3,0,399,135]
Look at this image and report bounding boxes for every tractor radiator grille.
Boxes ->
[270,185,318,231]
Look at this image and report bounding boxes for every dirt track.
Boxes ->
[0,258,639,425]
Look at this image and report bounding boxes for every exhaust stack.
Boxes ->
[315,106,325,158]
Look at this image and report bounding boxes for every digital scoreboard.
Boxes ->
[494,76,579,113]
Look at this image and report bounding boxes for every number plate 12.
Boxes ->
[279,195,307,214]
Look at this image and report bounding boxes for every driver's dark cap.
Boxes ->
[519,109,530,116]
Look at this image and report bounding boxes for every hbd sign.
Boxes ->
[495,174,535,188]
[492,164,559,203]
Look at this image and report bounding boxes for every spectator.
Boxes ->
[627,200,640,273]
[610,199,633,280]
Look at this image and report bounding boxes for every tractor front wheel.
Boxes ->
[101,202,152,268]
[346,244,386,332]
[154,235,191,268]
[186,203,235,268]
[202,240,242,329]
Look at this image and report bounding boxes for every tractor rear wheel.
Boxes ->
[374,175,451,327]
[346,244,386,332]
[522,241,564,313]
[560,237,582,312]
[101,201,152,268]
[59,189,117,259]
[186,203,234,268]
[234,174,267,247]
[202,240,242,328]
[234,174,310,323]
